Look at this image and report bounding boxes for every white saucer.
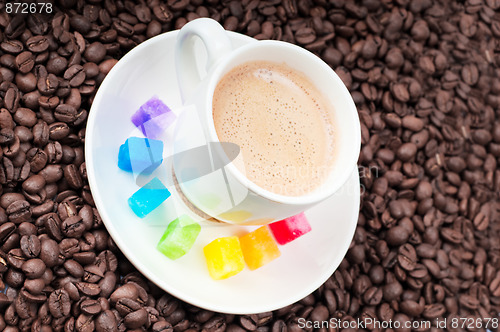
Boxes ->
[85,30,360,314]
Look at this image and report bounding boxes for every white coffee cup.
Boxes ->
[172,18,360,225]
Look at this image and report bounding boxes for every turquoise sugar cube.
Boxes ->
[128,177,171,218]
[131,96,176,139]
[118,137,163,175]
[157,215,201,260]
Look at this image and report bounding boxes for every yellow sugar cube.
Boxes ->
[203,236,245,280]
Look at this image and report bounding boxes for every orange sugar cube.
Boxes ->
[239,226,281,270]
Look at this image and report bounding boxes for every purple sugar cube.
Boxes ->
[131,96,176,139]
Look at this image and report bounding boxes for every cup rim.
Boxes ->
[205,40,361,205]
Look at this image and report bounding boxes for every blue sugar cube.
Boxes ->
[118,137,163,175]
[157,215,201,260]
[131,96,176,139]
[128,177,171,218]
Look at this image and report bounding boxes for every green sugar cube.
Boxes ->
[157,215,201,260]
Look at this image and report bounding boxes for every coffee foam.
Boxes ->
[213,61,336,196]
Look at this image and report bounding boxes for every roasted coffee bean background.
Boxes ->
[1,0,500,331]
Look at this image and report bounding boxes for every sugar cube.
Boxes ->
[128,177,171,218]
[118,137,163,175]
[203,236,244,280]
[157,215,201,260]
[239,226,280,270]
[131,96,176,139]
[268,212,311,245]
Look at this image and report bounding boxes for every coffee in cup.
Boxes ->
[212,60,336,197]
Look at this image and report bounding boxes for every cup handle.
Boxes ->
[175,18,233,103]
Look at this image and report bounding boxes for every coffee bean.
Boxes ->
[96,310,118,332]
[80,299,102,315]
[84,42,106,63]
[0,158,14,185]
[153,4,173,23]
[391,83,410,102]
[70,15,92,34]
[5,267,25,288]
[401,115,424,132]
[22,258,46,279]
[14,125,32,143]
[26,36,49,53]
[123,308,147,329]
[76,282,101,296]
[20,288,46,303]
[240,315,258,330]
[96,271,115,298]
[397,243,417,271]
[54,104,78,123]
[152,320,173,332]
[1,40,24,54]
[99,58,118,75]
[64,164,83,189]
[37,72,59,95]
[74,313,95,332]
[20,234,40,258]
[22,174,46,194]
[416,243,436,259]
[31,122,49,148]
[64,65,86,88]
[440,227,464,244]
[14,290,36,319]
[472,129,492,145]
[294,27,316,45]
[473,211,489,231]
[24,278,45,295]
[63,259,84,278]
[40,238,60,267]
[61,281,80,302]
[363,286,383,305]
[46,56,68,75]
[15,52,35,74]
[44,141,63,164]
[58,201,77,220]
[386,225,410,246]
[202,316,226,332]
[37,213,62,241]
[116,297,141,316]
[7,248,26,269]
[383,281,403,302]
[96,249,118,273]
[6,200,31,224]
[397,143,417,161]
[422,303,446,319]
[79,80,95,97]
[347,244,365,264]
[59,237,80,258]
[39,164,63,183]
[18,221,36,236]
[0,128,15,144]
[61,215,85,238]
[271,320,286,332]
